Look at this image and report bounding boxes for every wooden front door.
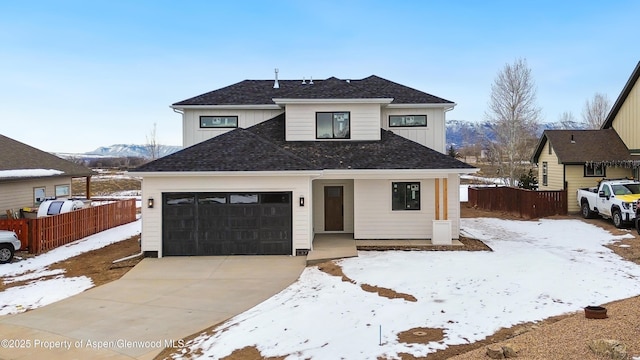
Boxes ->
[324,186,344,231]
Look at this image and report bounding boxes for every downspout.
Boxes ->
[113,251,143,264]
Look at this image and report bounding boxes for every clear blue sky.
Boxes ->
[2,0,639,153]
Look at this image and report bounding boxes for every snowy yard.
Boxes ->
[0,219,141,315]
[1,216,639,359]
[173,218,640,359]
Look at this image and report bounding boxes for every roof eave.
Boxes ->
[272,98,394,105]
[387,103,456,110]
[602,61,640,129]
[321,168,478,179]
[131,170,322,177]
[171,104,282,110]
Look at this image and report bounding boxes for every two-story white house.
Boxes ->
[132,74,477,257]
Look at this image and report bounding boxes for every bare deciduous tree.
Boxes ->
[581,93,611,129]
[557,111,579,129]
[485,58,541,186]
[146,123,160,160]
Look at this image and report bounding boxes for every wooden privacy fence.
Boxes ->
[467,186,567,219]
[0,199,136,254]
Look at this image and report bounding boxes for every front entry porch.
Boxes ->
[306,233,463,265]
[306,233,357,265]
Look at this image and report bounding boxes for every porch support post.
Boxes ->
[434,178,440,220]
[443,177,448,220]
[85,176,91,199]
[432,176,452,245]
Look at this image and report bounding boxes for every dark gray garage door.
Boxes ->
[162,192,292,256]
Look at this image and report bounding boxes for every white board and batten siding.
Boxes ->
[381,107,447,153]
[0,177,73,211]
[353,175,460,239]
[182,109,284,147]
[285,103,381,141]
[140,174,313,257]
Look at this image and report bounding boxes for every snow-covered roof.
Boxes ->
[0,169,64,179]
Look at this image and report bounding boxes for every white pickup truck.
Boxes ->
[577,179,640,228]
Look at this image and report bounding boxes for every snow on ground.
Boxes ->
[0,219,141,315]
[177,218,640,360]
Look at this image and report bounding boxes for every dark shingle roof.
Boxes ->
[133,114,475,172]
[172,75,453,106]
[532,129,631,164]
[0,134,93,181]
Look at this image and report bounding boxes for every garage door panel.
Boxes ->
[162,192,291,256]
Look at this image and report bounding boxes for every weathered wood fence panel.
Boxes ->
[0,199,136,254]
[0,219,29,248]
[467,187,567,219]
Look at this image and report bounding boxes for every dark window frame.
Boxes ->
[199,116,239,128]
[315,112,351,139]
[389,115,427,128]
[542,162,548,186]
[584,163,605,177]
[392,182,421,211]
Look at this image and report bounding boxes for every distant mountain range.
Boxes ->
[445,119,585,148]
[56,120,585,160]
[57,144,182,160]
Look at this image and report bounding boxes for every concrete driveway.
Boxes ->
[0,256,305,360]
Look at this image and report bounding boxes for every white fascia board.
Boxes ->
[134,170,322,178]
[272,98,394,105]
[386,103,457,110]
[170,104,282,110]
[321,168,478,179]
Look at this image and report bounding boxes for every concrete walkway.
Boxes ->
[0,256,305,360]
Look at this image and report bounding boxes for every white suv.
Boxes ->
[0,230,21,264]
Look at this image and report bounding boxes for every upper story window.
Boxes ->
[389,115,427,127]
[200,116,238,128]
[584,163,605,177]
[316,112,350,139]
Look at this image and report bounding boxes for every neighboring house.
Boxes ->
[0,134,93,217]
[132,74,477,257]
[602,61,640,179]
[532,61,640,213]
[531,129,632,212]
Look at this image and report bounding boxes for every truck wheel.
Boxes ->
[581,202,595,219]
[612,209,623,228]
[636,218,640,235]
[0,244,14,264]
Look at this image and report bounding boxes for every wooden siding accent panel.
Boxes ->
[611,80,640,151]
[353,179,435,239]
[183,109,284,147]
[285,103,381,141]
[140,175,312,256]
[0,178,72,212]
[381,107,446,153]
[312,179,354,233]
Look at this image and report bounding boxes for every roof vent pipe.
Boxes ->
[309,76,314,84]
[302,77,306,84]
[571,134,575,144]
[273,68,280,89]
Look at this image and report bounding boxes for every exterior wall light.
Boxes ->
[148,197,154,208]
[299,196,305,207]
